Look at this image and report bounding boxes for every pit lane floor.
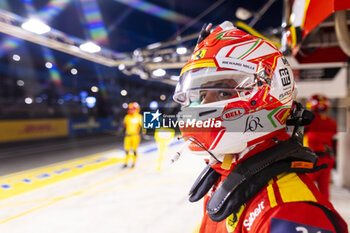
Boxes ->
[0,136,349,232]
[0,137,205,233]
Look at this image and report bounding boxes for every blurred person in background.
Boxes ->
[123,102,142,168]
[154,127,175,171]
[173,21,348,233]
[304,94,337,200]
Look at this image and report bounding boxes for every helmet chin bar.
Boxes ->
[179,135,221,163]
[181,134,251,166]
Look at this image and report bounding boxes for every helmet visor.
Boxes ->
[174,68,256,106]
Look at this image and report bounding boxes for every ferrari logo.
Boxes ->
[226,205,245,232]
[192,49,207,60]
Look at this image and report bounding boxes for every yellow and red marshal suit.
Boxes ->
[123,102,143,168]
[304,94,337,200]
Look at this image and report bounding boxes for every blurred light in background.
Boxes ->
[24,97,33,104]
[114,0,191,24]
[21,19,51,34]
[133,49,141,56]
[91,86,99,93]
[78,0,109,46]
[120,89,127,96]
[64,93,73,101]
[176,46,187,55]
[118,64,125,71]
[152,56,163,62]
[45,62,53,69]
[42,47,62,85]
[235,7,252,20]
[149,100,158,110]
[70,68,78,75]
[79,42,101,53]
[80,91,88,99]
[153,68,166,77]
[171,75,179,81]
[86,96,96,108]
[122,103,128,109]
[12,54,21,61]
[160,94,166,101]
[35,97,43,103]
[58,99,64,105]
[147,42,161,50]
[16,80,24,86]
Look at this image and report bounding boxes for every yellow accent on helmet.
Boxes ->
[180,59,217,75]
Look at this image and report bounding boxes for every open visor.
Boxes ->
[173,68,257,106]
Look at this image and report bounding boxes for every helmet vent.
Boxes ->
[199,109,217,117]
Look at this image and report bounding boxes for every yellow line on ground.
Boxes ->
[0,164,144,208]
[0,169,179,207]
[1,159,163,208]
[0,160,154,224]
[0,150,124,201]
[0,149,122,180]
[0,197,65,224]
[67,163,140,194]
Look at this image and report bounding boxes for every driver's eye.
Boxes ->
[200,91,207,101]
[200,89,238,104]
[219,91,231,97]
[219,90,237,99]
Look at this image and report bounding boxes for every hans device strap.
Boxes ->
[189,138,325,222]
[189,165,221,202]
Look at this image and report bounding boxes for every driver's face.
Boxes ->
[200,79,238,104]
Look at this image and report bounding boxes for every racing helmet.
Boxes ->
[173,21,296,161]
[306,94,330,112]
[128,102,140,114]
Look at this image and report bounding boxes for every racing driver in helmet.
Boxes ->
[173,21,348,233]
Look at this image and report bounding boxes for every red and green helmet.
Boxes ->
[173,21,296,162]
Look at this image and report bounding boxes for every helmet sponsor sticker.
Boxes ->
[279,90,292,100]
[244,116,263,133]
[216,57,257,74]
[281,56,290,65]
[270,218,334,233]
[191,49,207,60]
[279,68,291,87]
[221,108,246,121]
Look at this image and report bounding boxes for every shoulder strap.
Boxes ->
[207,138,323,222]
